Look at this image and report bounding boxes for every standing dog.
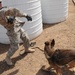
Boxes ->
[43,39,75,75]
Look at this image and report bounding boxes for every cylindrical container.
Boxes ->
[0,0,43,44]
[41,0,68,24]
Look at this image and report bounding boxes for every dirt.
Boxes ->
[0,0,75,75]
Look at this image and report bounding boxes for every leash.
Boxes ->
[19,42,44,55]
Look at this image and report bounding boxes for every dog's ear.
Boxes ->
[51,39,55,48]
[44,41,49,46]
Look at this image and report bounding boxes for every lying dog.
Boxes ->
[43,39,75,75]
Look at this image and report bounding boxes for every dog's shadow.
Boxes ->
[0,53,28,74]
[36,67,75,75]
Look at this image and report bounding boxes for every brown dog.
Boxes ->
[43,39,75,75]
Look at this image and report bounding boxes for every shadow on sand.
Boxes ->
[43,22,61,30]
[0,52,28,74]
[36,66,75,75]
[0,43,10,54]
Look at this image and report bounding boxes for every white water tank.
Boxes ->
[41,0,68,24]
[0,0,43,44]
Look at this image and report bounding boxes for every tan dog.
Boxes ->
[43,39,75,75]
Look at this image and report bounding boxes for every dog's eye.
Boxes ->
[45,41,49,46]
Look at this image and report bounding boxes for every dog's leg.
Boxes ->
[42,65,52,71]
[56,68,62,75]
[53,64,62,75]
[68,60,75,69]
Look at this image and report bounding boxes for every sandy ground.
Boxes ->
[0,0,75,75]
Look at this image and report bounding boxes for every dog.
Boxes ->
[43,39,75,75]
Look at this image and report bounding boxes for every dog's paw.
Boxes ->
[41,65,50,72]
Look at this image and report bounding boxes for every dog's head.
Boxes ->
[44,39,55,54]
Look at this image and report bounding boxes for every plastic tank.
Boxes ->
[0,0,43,44]
[41,0,68,24]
